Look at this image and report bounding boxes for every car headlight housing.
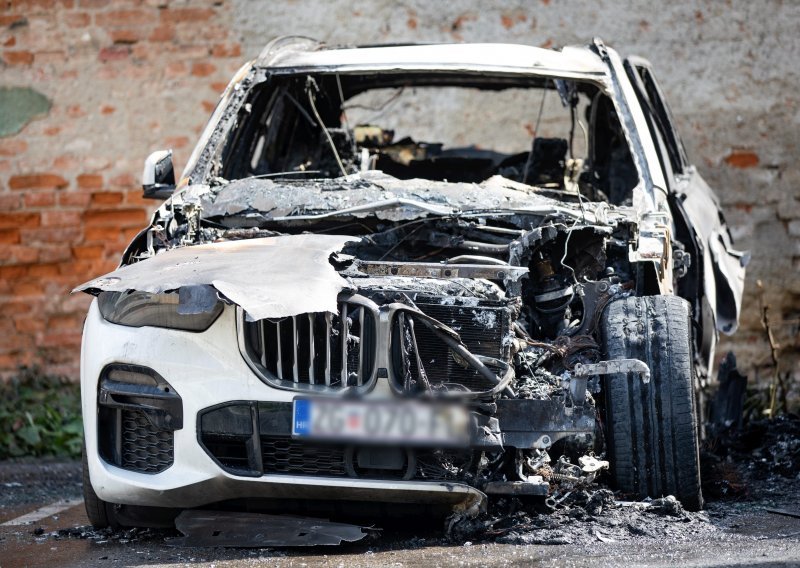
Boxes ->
[97,288,223,332]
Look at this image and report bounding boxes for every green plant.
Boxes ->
[0,366,83,459]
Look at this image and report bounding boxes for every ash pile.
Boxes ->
[702,351,800,499]
[447,452,713,546]
[704,413,800,499]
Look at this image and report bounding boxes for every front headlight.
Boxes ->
[97,288,223,332]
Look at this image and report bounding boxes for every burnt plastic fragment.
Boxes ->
[171,510,370,547]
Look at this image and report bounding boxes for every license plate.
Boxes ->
[292,398,469,445]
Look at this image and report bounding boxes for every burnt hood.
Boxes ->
[177,171,623,225]
[74,234,357,321]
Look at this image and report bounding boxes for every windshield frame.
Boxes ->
[180,51,660,219]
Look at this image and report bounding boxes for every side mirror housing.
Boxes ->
[142,150,176,200]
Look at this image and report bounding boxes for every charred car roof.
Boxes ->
[254,38,610,85]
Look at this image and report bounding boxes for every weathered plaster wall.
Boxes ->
[1,0,798,383]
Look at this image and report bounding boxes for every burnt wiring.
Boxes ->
[305,76,348,177]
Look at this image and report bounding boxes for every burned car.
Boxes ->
[76,38,746,528]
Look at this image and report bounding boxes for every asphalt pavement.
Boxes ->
[1,459,799,568]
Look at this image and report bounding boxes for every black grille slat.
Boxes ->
[200,434,251,470]
[244,301,375,391]
[201,427,471,482]
[261,438,347,476]
[120,410,174,474]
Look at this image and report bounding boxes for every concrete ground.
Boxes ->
[1,459,799,568]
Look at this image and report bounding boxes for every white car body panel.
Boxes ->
[81,300,485,511]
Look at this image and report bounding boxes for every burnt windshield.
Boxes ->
[219,73,639,206]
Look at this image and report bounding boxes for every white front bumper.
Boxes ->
[80,300,484,512]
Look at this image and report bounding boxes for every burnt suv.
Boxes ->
[76,38,746,527]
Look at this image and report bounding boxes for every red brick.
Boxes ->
[40,331,82,348]
[121,227,142,242]
[35,51,67,65]
[53,155,79,170]
[44,126,61,136]
[0,265,28,280]
[90,191,123,205]
[210,81,227,91]
[39,244,73,263]
[9,173,68,190]
[201,100,215,113]
[130,44,152,62]
[0,212,40,229]
[72,244,104,260]
[47,314,81,331]
[164,135,189,149]
[0,346,20,368]
[84,208,147,227]
[724,150,760,169]
[0,15,28,27]
[12,245,40,263]
[28,263,61,278]
[20,226,81,243]
[3,50,34,65]
[110,28,141,44]
[0,299,33,315]
[100,104,115,115]
[42,210,82,226]
[0,194,22,210]
[0,335,30,355]
[95,259,119,274]
[77,173,103,190]
[110,173,137,189]
[24,192,57,207]
[124,189,149,206]
[149,24,173,42]
[65,11,90,27]
[15,316,45,333]
[95,9,151,27]
[98,45,130,62]
[84,225,121,242]
[0,228,20,244]
[11,280,44,298]
[211,43,241,58]
[191,61,216,77]
[0,138,28,156]
[165,60,187,76]
[58,192,91,207]
[161,7,215,23]
[66,104,85,118]
[78,0,109,7]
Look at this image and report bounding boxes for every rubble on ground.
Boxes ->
[447,485,713,545]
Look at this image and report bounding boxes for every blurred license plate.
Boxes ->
[292,399,469,445]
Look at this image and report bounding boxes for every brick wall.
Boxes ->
[1,0,798,385]
[0,0,243,378]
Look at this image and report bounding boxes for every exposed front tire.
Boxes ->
[601,295,703,511]
[82,445,120,529]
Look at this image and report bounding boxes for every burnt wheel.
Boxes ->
[601,295,703,511]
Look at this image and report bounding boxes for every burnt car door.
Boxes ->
[623,56,747,377]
